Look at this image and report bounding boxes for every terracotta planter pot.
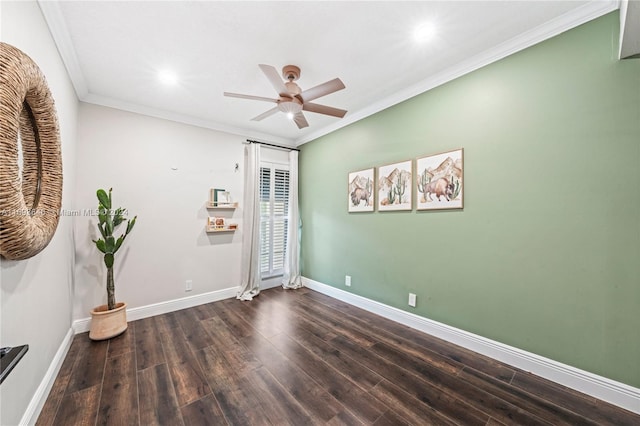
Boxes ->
[89,302,127,340]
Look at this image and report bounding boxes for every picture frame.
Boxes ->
[416,148,464,210]
[213,188,227,206]
[218,191,231,205]
[207,217,225,228]
[348,168,375,212]
[377,160,412,211]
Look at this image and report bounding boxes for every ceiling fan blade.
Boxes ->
[300,78,345,102]
[224,92,278,103]
[303,102,347,118]
[293,112,309,129]
[251,106,280,121]
[258,64,289,97]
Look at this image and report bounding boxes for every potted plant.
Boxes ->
[89,188,137,340]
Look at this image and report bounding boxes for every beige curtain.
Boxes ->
[237,143,261,300]
[282,150,303,289]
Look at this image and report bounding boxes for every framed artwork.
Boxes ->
[211,188,227,205]
[348,168,374,212]
[217,191,231,205]
[416,148,464,210]
[378,160,412,211]
[209,188,226,206]
[207,217,225,228]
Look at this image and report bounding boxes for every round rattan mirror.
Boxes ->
[0,42,63,260]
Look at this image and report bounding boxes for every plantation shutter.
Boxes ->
[259,164,290,277]
[273,169,289,272]
[259,167,271,274]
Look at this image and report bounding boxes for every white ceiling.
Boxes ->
[40,1,619,146]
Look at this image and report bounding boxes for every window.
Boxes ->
[259,162,290,277]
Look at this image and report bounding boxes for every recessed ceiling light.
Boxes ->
[158,70,178,85]
[413,22,437,43]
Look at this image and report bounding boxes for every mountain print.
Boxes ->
[348,169,374,212]
[378,161,412,211]
[416,149,463,210]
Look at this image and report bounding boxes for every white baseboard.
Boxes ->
[72,286,239,334]
[20,328,74,426]
[302,277,640,414]
[261,276,286,290]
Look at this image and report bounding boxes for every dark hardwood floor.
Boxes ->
[36,287,639,425]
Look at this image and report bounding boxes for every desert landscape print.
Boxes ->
[416,148,463,210]
[348,168,374,212]
[378,160,412,211]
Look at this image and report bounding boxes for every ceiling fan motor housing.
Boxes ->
[282,65,300,81]
[285,81,301,96]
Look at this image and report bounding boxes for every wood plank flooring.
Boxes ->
[36,287,640,425]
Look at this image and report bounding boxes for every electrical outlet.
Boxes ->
[345,275,351,287]
[185,280,193,292]
[408,293,417,307]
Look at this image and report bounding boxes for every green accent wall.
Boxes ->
[299,12,640,388]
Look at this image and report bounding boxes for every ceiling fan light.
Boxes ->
[277,99,303,115]
[286,112,294,120]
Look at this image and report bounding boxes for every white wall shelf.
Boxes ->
[205,226,237,233]
[206,202,238,209]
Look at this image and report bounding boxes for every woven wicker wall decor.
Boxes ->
[0,42,63,260]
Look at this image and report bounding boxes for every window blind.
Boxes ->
[259,164,290,277]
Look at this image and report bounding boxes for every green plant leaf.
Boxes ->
[126,216,137,234]
[97,189,111,209]
[105,236,115,253]
[94,239,106,253]
[114,236,124,252]
[113,208,124,226]
[94,188,136,281]
[97,223,106,239]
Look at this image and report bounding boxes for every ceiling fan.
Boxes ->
[224,64,347,129]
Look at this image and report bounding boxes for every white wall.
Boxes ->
[0,4,288,422]
[0,2,78,425]
[74,103,249,320]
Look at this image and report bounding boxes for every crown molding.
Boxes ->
[82,93,294,145]
[38,0,89,99]
[38,0,618,148]
[37,0,292,145]
[294,0,619,146]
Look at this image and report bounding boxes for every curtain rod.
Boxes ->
[245,139,300,152]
